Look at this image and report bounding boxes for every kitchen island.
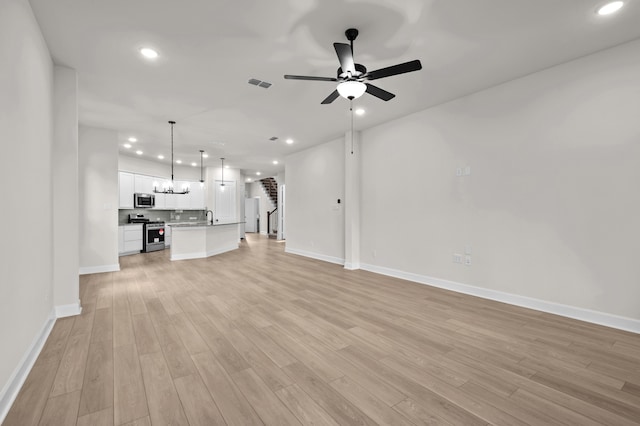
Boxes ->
[168,222,243,261]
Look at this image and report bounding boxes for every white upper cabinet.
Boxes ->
[189,183,205,209]
[175,181,192,210]
[119,171,205,210]
[118,172,135,208]
[134,174,155,194]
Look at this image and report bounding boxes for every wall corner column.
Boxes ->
[53,65,81,316]
[344,130,361,270]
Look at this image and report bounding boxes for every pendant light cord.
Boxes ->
[199,150,204,182]
[169,120,176,184]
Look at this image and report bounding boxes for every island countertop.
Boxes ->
[167,221,244,228]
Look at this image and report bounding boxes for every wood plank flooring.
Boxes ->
[4,234,640,425]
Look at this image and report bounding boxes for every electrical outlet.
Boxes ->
[456,167,463,177]
[464,255,472,266]
[465,245,472,255]
[372,250,377,258]
[453,253,462,264]
[464,166,471,176]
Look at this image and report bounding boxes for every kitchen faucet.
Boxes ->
[206,210,214,225]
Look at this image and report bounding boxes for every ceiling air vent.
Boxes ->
[269,136,278,141]
[248,78,272,89]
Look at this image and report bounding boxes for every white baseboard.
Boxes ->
[0,309,56,424]
[55,301,82,318]
[344,262,360,271]
[285,247,345,266]
[79,264,120,275]
[360,263,640,334]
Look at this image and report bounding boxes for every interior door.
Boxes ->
[244,197,259,232]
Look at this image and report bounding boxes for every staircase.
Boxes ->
[259,177,278,239]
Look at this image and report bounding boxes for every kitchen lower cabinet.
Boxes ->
[119,224,143,255]
[165,225,171,247]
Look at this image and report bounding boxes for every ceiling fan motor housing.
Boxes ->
[338,64,367,80]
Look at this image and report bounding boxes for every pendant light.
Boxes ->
[154,120,189,194]
[199,150,205,188]
[220,158,225,192]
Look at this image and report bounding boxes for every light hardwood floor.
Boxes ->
[4,234,640,425]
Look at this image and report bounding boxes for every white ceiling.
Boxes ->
[29,0,640,177]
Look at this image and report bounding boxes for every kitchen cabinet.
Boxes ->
[134,174,156,194]
[118,172,135,208]
[189,183,205,209]
[118,171,205,211]
[165,225,171,247]
[119,224,143,255]
[175,181,192,209]
[164,193,177,209]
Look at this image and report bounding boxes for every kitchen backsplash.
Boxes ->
[118,209,206,225]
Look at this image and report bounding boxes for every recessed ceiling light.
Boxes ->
[140,47,158,59]
[246,178,252,182]
[202,153,209,158]
[355,108,365,116]
[273,160,278,165]
[136,150,143,155]
[256,172,261,176]
[157,155,164,160]
[191,162,197,167]
[225,165,230,169]
[123,143,132,149]
[286,138,294,144]
[176,160,182,164]
[128,137,137,142]
[597,1,624,15]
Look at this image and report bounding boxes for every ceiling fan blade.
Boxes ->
[366,59,422,81]
[365,83,395,101]
[321,90,340,104]
[284,74,338,82]
[334,43,356,75]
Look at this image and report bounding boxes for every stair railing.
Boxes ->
[267,207,278,235]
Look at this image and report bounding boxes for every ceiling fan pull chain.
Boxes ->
[350,99,354,155]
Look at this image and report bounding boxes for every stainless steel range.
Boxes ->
[128,214,166,252]
[143,221,166,252]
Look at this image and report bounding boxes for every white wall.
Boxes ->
[52,65,80,315]
[285,138,345,263]
[285,39,640,328]
[359,39,640,324]
[0,0,55,418]
[119,154,201,181]
[79,127,119,273]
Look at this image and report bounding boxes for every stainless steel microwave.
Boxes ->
[134,193,155,208]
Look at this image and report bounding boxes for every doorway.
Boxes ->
[244,197,259,233]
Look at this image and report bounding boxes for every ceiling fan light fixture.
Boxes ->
[337,81,366,99]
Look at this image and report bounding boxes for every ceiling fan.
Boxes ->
[284,28,422,104]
